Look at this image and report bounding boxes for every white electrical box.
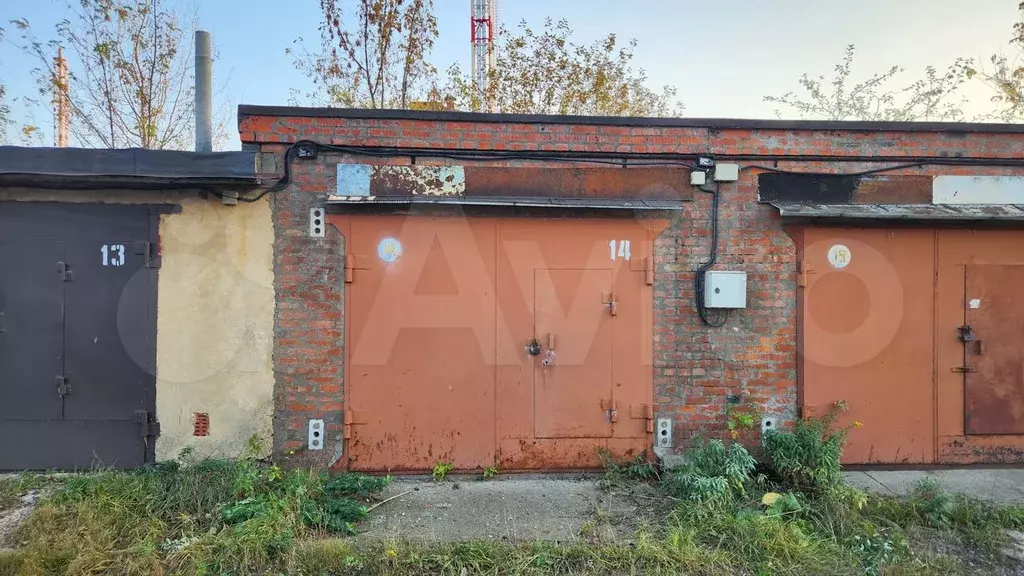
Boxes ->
[704,270,747,308]
[690,171,707,186]
[713,163,740,182]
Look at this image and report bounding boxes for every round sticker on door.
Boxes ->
[378,238,402,262]
[827,244,852,269]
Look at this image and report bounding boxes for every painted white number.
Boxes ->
[609,240,631,261]
[101,244,126,267]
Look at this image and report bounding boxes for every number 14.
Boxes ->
[609,240,631,261]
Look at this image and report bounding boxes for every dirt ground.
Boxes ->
[0,490,41,550]
[355,475,669,543]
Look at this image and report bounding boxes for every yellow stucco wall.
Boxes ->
[154,196,275,460]
[0,190,276,461]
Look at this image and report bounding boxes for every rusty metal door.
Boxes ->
[800,228,935,464]
[533,269,613,438]
[340,216,499,472]
[964,265,1024,435]
[334,214,664,472]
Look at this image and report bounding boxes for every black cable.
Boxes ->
[741,162,928,177]
[233,140,1024,203]
[694,182,729,327]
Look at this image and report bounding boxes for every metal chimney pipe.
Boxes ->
[194,30,213,153]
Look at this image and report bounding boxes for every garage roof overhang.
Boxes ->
[769,202,1024,221]
[326,164,690,212]
[326,195,684,210]
[0,146,262,190]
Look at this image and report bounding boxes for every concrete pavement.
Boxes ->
[844,469,1024,502]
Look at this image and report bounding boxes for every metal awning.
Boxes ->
[0,146,260,189]
[770,202,1024,221]
[326,195,685,210]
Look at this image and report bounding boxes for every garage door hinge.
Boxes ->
[135,241,160,268]
[629,404,655,433]
[135,410,161,438]
[345,254,356,283]
[56,262,72,282]
[55,376,71,396]
[343,409,368,439]
[797,261,814,287]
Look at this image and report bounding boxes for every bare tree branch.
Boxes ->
[765,45,968,122]
[11,0,229,149]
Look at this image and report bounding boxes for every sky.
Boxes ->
[1,0,1021,150]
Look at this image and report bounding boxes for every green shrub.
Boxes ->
[761,401,856,492]
[663,437,756,503]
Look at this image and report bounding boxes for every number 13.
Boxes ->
[101,244,126,267]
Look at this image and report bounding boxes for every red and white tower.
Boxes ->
[470,0,495,96]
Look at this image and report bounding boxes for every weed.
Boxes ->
[663,437,756,504]
[762,400,857,492]
[597,449,658,489]
[11,441,388,574]
[431,461,453,482]
[864,477,1024,559]
[726,402,759,440]
[482,466,499,479]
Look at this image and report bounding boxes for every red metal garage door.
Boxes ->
[331,215,663,472]
[800,228,935,464]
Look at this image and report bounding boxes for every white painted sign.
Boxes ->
[101,244,126,267]
[827,244,851,269]
[378,238,402,263]
[933,176,1024,204]
[609,240,631,261]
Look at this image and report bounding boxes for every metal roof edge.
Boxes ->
[238,104,1024,134]
[325,195,684,210]
[770,202,1024,221]
[0,146,259,187]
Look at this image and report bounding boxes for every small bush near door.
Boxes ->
[761,400,860,493]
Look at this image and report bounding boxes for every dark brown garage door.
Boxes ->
[0,202,160,470]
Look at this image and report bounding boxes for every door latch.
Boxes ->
[55,375,71,396]
[56,261,72,282]
[603,292,618,317]
[525,338,542,356]
[958,325,975,343]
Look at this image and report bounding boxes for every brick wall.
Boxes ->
[240,110,1024,464]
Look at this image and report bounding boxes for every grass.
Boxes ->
[3,424,1024,575]
[3,467,1022,575]
[1,451,388,576]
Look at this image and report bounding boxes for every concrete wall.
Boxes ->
[0,189,276,461]
[155,196,275,460]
